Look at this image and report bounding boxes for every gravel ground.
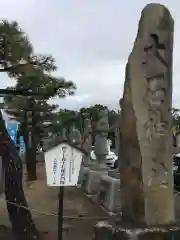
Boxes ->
[0,163,180,239]
[0,163,107,240]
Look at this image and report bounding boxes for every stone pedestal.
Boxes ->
[82,166,108,194]
[94,221,180,240]
[108,169,120,178]
[98,170,121,213]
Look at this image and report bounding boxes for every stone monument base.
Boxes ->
[108,169,120,178]
[98,170,121,213]
[94,221,180,240]
[82,167,108,194]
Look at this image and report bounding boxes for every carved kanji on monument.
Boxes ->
[120,4,174,226]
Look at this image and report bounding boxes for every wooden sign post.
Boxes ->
[44,140,86,240]
[58,186,64,240]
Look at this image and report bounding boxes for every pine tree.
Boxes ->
[5,71,75,181]
[0,20,75,239]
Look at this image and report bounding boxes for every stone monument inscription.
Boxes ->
[142,34,171,189]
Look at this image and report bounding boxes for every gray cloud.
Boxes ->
[0,0,180,111]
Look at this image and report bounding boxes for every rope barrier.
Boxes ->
[4,188,179,221]
[6,200,109,220]
[4,189,180,219]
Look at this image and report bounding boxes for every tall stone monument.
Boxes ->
[120,3,174,226]
[95,4,179,240]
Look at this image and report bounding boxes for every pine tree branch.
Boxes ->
[0,56,50,72]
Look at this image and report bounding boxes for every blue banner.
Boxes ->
[7,122,18,144]
[19,136,25,154]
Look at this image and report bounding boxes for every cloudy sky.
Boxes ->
[0,0,180,111]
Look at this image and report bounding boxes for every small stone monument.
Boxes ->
[94,109,109,169]
[82,118,92,164]
[82,109,109,194]
[114,124,120,156]
[68,124,82,185]
[69,124,82,147]
[79,118,92,184]
[61,128,67,141]
[98,137,121,214]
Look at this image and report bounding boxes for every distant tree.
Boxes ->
[78,104,118,145]
[108,109,118,126]
[79,104,107,127]
[52,109,79,136]
[52,105,119,144]
[79,104,118,126]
